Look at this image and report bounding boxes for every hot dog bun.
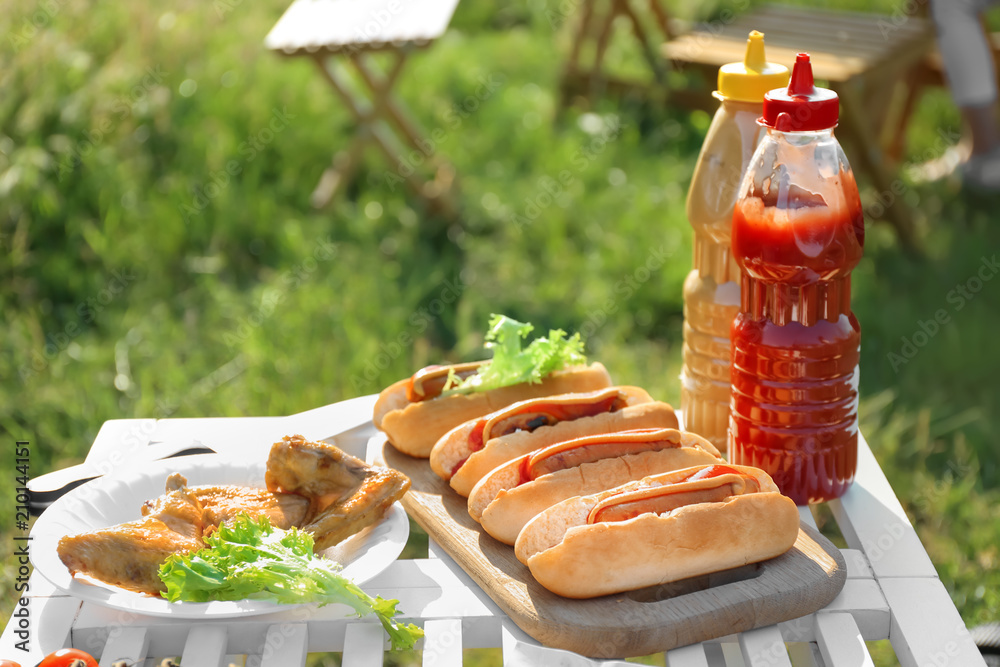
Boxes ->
[433,391,680,497]
[514,465,800,598]
[429,386,654,482]
[376,362,612,458]
[469,429,722,545]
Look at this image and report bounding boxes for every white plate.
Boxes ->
[30,454,409,618]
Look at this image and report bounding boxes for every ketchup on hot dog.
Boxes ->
[406,361,486,402]
[453,390,629,476]
[586,465,758,524]
[514,428,683,484]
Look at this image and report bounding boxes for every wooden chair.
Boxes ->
[663,5,935,248]
[265,0,461,215]
[559,0,676,108]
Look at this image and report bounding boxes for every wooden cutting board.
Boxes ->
[378,437,847,658]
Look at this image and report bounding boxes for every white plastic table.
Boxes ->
[2,396,987,667]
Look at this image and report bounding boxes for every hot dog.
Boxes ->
[375,362,613,458]
[430,387,680,497]
[514,464,800,598]
[467,428,722,545]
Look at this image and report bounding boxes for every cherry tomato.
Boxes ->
[36,649,98,667]
[0,659,22,667]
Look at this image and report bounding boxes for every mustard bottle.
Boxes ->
[681,32,789,452]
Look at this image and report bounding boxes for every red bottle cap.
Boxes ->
[761,53,839,131]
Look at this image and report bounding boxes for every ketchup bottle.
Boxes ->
[729,53,864,504]
[682,32,788,453]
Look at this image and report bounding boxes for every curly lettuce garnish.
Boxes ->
[440,314,587,397]
[158,514,423,650]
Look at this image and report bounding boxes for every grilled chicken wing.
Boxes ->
[303,466,410,551]
[265,435,410,551]
[58,436,411,597]
[58,473,204,596]
[192,485,309,532]
[265,434,370,504]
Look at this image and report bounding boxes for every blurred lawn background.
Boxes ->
[2,0,999,664]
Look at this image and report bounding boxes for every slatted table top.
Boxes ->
[662,4,934,83]
[265,0,461,55]
[2,396,987,667]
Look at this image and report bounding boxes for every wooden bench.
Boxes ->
[559,0,675,107]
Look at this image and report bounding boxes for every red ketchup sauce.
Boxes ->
[516,428,682,484]
[727,55,863,504]
[586,465,745,524]
[685,464,741,481]
[454,394,622,477]
[729,183,862,504]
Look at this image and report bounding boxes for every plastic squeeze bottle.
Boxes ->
[681,32,789,452]
[729,53,864,504]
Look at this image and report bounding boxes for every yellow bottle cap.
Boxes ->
[716,31,790,103]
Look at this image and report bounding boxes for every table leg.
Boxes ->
[860,72,899,147]
[351,53,457,215]
[588,0,620,102]
[619,0,666,86]
[311,51,456,215]
[882,577,988,667]
[311,53,402,205]
[353,54,443,169]
[837,84,919,251]
[311,133,368,209]
[560,0,675,109]
[567,0,595,79]
[648,0,673,40]
[558,0,596,110]
[886,64,928,162]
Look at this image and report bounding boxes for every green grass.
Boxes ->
[2,0,998,663]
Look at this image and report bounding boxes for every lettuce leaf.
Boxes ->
[158,514,423,650]
[441,314,587,396]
